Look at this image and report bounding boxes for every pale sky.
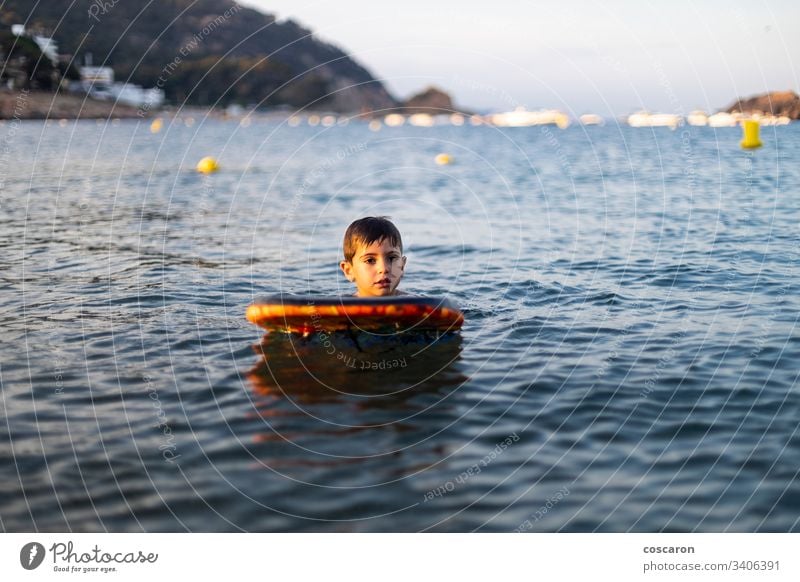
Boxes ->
[239,0,799,115]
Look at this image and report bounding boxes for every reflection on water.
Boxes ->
[245,331,467,473]
[248,331,466,402]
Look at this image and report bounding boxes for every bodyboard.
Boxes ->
[246,295,464,334]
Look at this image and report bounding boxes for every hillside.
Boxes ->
[726,90,800,120]
[0,0,396,112]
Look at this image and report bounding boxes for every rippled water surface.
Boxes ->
[2,118,799,532]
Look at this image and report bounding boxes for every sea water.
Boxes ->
[1,117,798,531]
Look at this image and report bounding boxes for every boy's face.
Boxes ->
[340,238,406,297]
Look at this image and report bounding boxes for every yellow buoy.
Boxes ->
[196,156,219,174]
[150,118,163,133]
[435,153,452,165]
[740,119,762,149]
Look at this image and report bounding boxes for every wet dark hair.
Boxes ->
[342,216,403,262]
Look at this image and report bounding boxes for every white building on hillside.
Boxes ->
[80,66,115,89]
[11,24,59,65]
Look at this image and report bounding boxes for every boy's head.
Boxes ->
[340,216,407,297]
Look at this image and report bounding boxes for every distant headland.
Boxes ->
[726,90,800,120]
[0,0,395,116]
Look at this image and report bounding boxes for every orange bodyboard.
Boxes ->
[246,295,464,334]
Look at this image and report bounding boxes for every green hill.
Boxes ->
[0,0,397,112]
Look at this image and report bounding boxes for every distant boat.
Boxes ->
[707,112,738,127]
[627,111,682,129]
[488,107,569,128]
[687,110,708,126]
[383,113,405,127]
[579,113,604,126]
[408,113,434,127]
[750,113,791,126]
[449,113,465,126]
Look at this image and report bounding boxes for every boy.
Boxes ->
[340,216,407,297]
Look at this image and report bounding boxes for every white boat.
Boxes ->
[408,113,434,127]
[449,113,465,126]
[707,112,738,127]
[752,114,791,126]
[687,110,708,126]
[488,107,569,128]
[627,111,682,129]
[579,113,604,126]
[383,113,405,127]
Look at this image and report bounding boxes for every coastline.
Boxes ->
[0,89,145,119]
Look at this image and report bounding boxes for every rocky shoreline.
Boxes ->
[0,90,143,119]
[726,90,800,120]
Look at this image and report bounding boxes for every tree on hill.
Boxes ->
[0,28,72,90]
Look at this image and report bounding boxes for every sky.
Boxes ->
[239,0,799,116]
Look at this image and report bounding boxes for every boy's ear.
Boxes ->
[340,260,354,281]
[401,256,407,271]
